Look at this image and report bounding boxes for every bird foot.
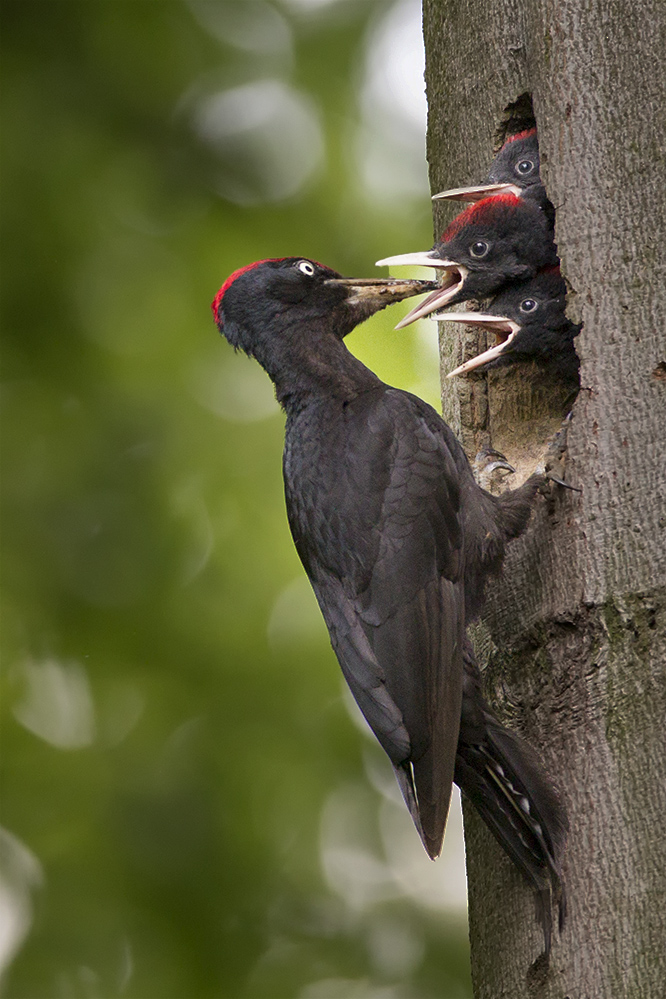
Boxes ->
[473,447,516,491]
[535,413,581,492]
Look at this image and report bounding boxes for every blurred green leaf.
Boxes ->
[1,2,471,996]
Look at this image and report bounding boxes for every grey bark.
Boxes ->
[422,2,666,997]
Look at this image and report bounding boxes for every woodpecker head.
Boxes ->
[487,128,541,189]
[212,257,436,359]
[377,194,558,328]
[431,129,542,205]
[437,267,581,379]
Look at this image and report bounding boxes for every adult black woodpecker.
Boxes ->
[431,128,554,227]
[438,267,581,387]
[212,257,567,954]
[376,193,558,328]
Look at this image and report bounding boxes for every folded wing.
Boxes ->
[286,388,467,858]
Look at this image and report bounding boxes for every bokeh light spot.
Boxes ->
[192,79,324,203]
[13,658,96,750]
[190,344,280,422]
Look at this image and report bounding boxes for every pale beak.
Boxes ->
[432,183,522,202]
[375,253,469,329]
[375,251,445,269]
[325,276,437,308]
[434,312,521,376]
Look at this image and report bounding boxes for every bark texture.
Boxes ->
[422,2,666,997]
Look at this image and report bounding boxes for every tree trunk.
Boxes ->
[422,2,666,996]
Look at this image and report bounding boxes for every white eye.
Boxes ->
[297,260,316,276]
[516,159,534,176]
[469,240,489,259]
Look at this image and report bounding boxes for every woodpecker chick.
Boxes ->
[438,267,580,383]
[432,129,553,226]
[377,194,558,327]
[486,129,544,199]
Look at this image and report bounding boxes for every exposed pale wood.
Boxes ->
[423,1,666,995]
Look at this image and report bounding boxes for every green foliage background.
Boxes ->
[1,2,471,996]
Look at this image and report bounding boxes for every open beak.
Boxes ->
[433,312,520,377]
[324,276,437,309]
[375,253,469,329]
[432,182,522,203]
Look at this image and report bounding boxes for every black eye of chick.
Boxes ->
[469,240,489,259]
[519,298,538,313]
[515,159,534,176]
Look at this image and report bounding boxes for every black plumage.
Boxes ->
[486,130,544,199]
[438,266,581,384]
[431,128,554,227]
[213,256,567,952]
[376,194,558,326]
[456,642,568,956]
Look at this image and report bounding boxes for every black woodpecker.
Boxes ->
[376,194,558,326]
[431,128,554,227]
[212,257,568,956]
[437,266,581,387]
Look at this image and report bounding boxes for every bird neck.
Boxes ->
[259,323,381,413]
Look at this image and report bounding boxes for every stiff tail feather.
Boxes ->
[455,647,568,958]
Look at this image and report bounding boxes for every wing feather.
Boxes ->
[285,388,466,857]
